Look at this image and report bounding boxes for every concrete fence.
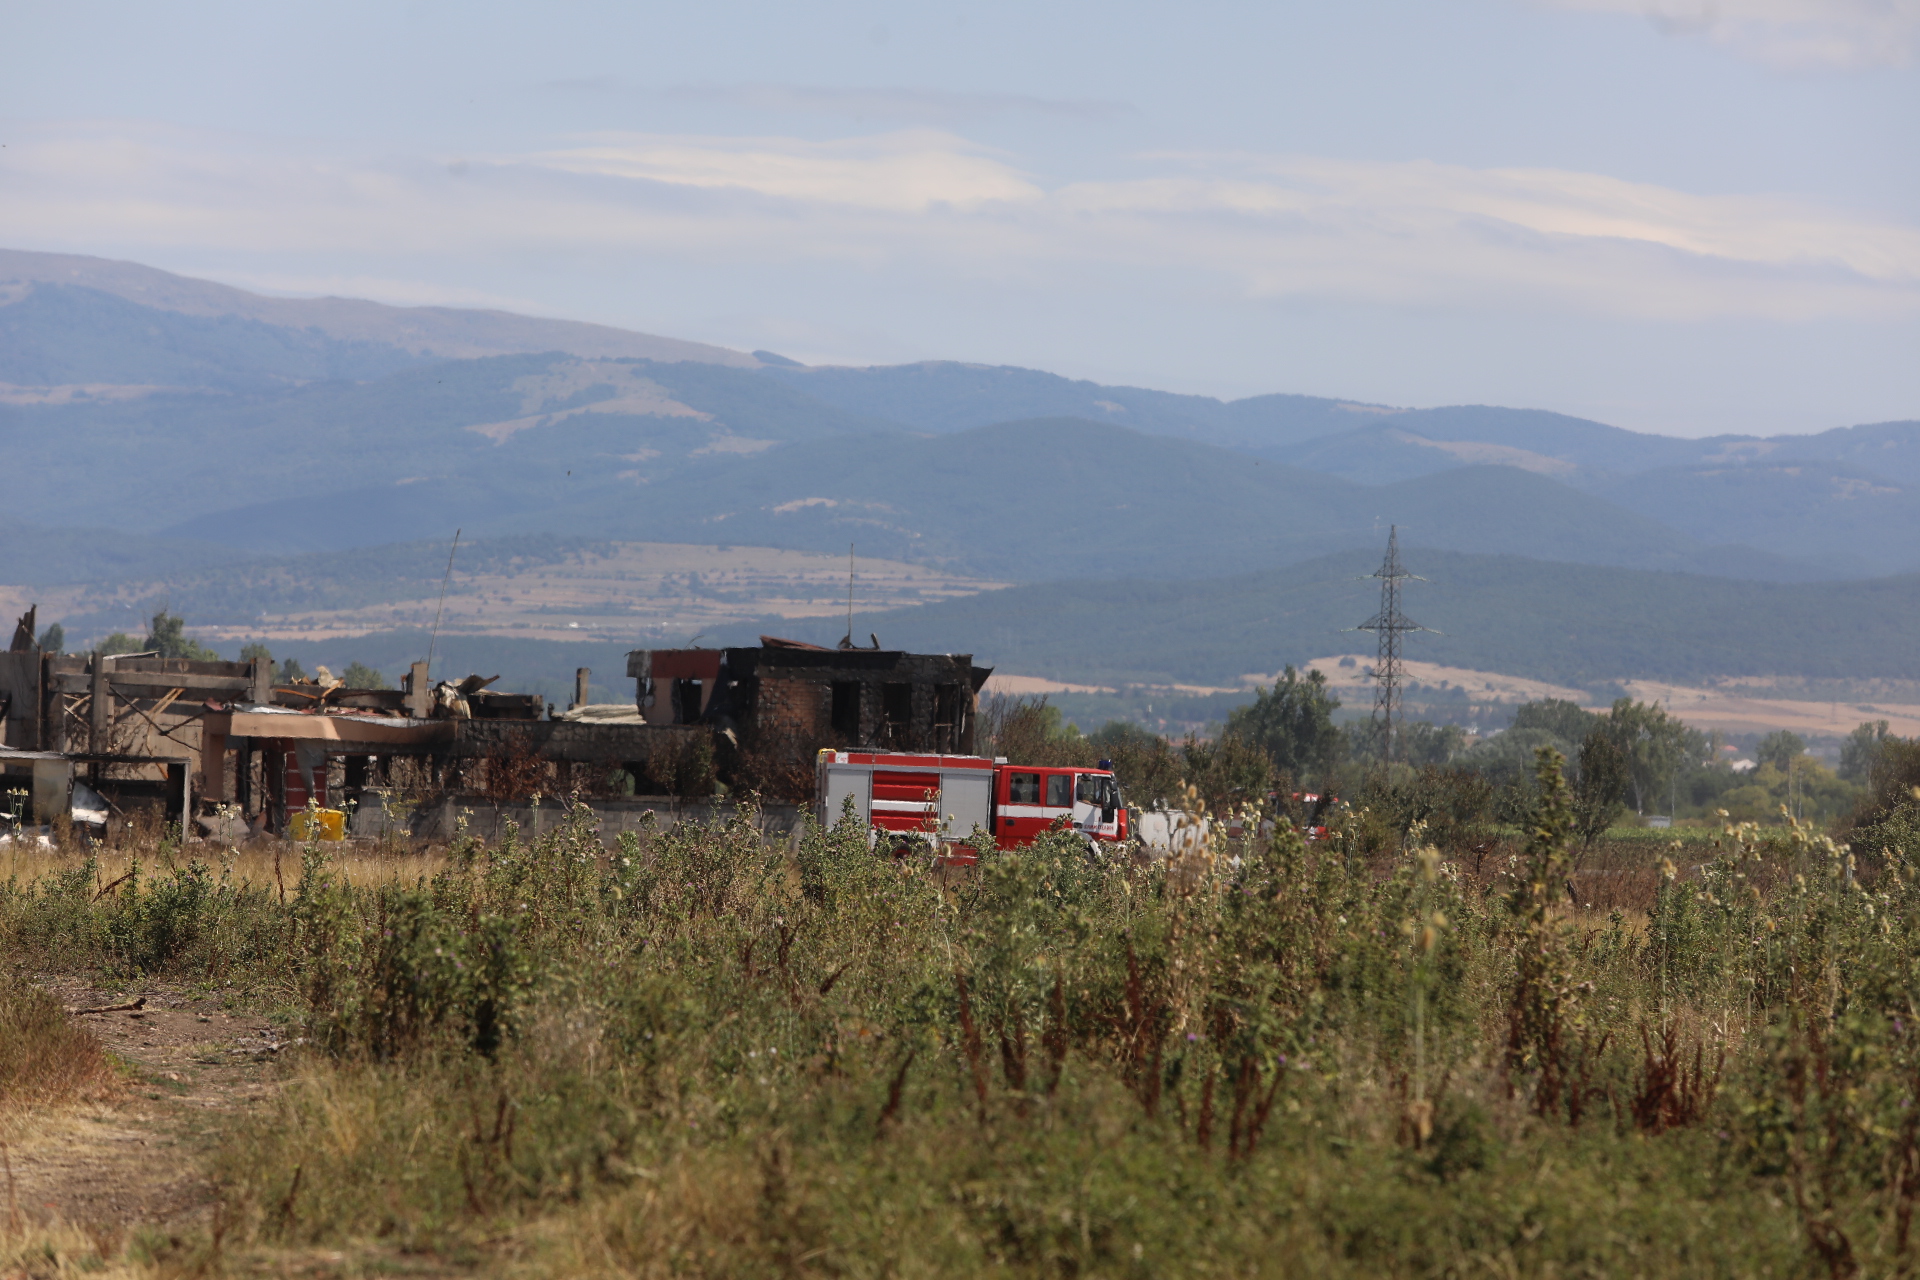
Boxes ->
[349,790,806,844]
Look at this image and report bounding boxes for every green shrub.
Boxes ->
[14,787,1920,1274]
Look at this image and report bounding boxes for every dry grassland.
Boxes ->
[191,543,1004,645]
[0,543,1006,649]
[1614,677,1920,738]
[0,843,450,900]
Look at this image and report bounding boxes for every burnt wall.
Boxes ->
[719,649,985,754]
[449,720,708,763]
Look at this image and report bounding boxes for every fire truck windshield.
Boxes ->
[1075,774,1118,809]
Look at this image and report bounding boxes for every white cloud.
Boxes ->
[1050,154,1920,316]
[1537,0,1920,68]
[661,83,1133,124]
[529,130,1043,213]
[2,120,1916,325]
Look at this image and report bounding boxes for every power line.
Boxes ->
[1351,526,1429,764]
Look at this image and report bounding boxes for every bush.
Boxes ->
[11,777,1920,1275]
[0,973,115,1109]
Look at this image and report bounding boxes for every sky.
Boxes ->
[1,0,1916,437]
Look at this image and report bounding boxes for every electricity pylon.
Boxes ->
[1352,526,1428,764]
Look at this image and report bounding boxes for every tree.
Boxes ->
[1462,726,1573,787]
[1571,728,1628,849]
[277,657,307,684]
[1843,737,1920,853]
[1225,666,1344,783]
[1511,699,1601,748]
[239,641,274,667]
[36,622,63,654]
[1346,717,1464,769]
[143,611,220,662]
[979,694,1092,768]
[342,662,391,690]
[1399,721,1467,768]
[1840,720,1894,784]
[1087,720,1183,809]
[1179,732,1277,815]
[1604,698,1701,815]
[1756,730,1807,773]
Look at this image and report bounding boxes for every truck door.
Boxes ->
[998,768,1043,846]
[1073,772,1121,841]
[1044,771,1075,833]
[939,769,992,839]
[820,763,871,829]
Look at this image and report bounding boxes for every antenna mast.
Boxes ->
[840,543,856,649]
[425,528,462,682]
[1353,526,1428,764]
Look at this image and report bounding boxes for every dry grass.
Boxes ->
[0,1217,164,1280]
[0,978,116,1121]
[0,988,128,1275]
[1,840,451,897]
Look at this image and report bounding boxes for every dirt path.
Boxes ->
[6,977,282,1244]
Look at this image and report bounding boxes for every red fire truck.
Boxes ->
[815,749,1127,863]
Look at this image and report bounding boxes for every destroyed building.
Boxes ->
[2,608,990,838]
[630,638,992,755]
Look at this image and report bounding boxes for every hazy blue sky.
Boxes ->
[2,0,1915,435]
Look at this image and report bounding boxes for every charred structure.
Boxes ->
[630,638,992,754]
[1,609,991,838]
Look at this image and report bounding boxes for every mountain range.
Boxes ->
[2,247,1915,702]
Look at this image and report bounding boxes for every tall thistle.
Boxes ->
[1504,747,1580,1113]
[1402,834,1448,1146]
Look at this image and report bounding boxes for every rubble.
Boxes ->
[0,606,991,843]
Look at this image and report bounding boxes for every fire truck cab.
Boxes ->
[815,750,1126,862]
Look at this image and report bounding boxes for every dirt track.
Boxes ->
[5,979,280,1246]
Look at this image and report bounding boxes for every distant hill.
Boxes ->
[510,418,1825,582]
[0,248,757,368]
[763,362,1745,476]
[0,393,1835,583]
[765,363,1920,576]
[0,520,245,586]
[1767,420,1920,484]
[1287,411,1719,485]
[708,548,1920,691]
[0,352,893,552]
[187,544,1920,707]
[4,248,1915,593]
[760,360,1389,451]
[57,541,1885,724]
[1587,461,1920,580]
[0,284,430,390]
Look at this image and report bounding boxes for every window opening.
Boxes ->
[932,683,961,752]
[831,681,862,740]
[882,682,912,748]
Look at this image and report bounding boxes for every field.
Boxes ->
[1003,656,1920,743]
[7,752,1920,1278]
[0,542,1004,650]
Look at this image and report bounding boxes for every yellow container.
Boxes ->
[290,808,347,841]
